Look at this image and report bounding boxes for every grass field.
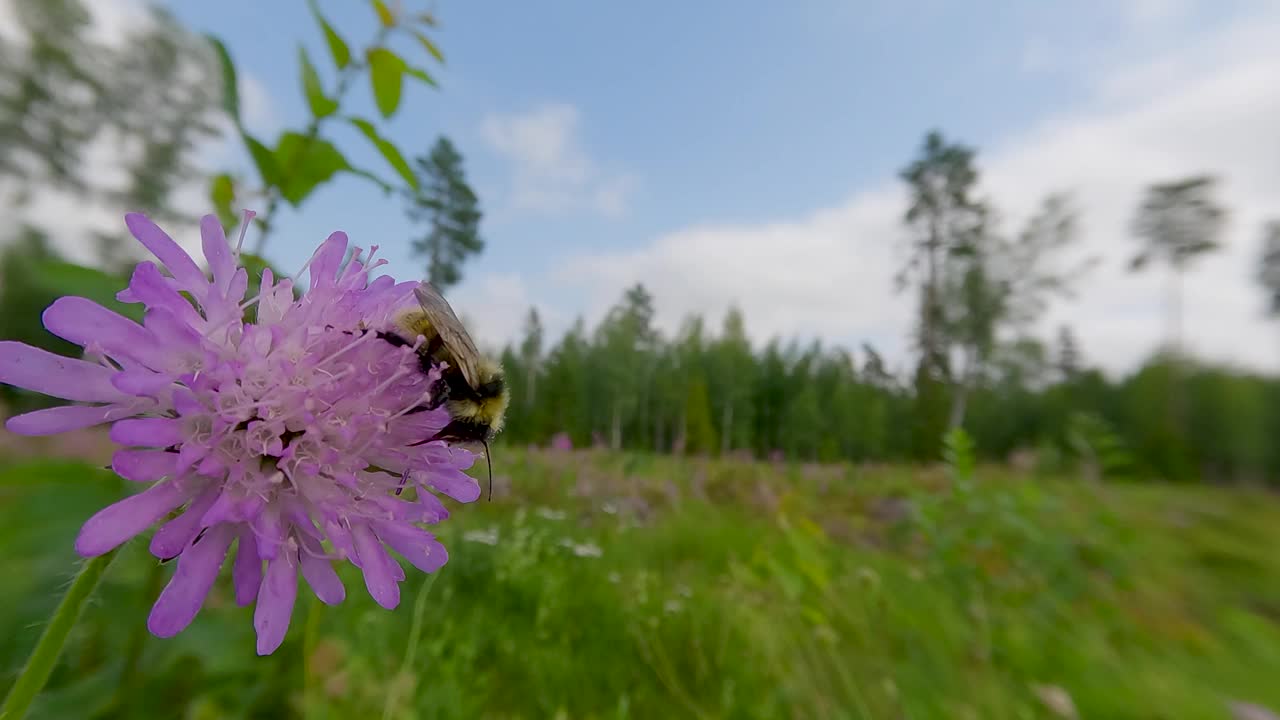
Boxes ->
[2,438,1279,719]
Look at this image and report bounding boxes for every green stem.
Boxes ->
[380,572,438,720]
[104,558,165,716]
[302,594,323,720]
[0,549,121,720]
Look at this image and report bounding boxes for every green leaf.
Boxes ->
[298,45,339,118]
[405,65,438,88]
[209,173,237,230]
[273,132,352,206]
[412,30,445,64]
[242,132,280,186]
[370,0,396,26]
[347,117,418,190]
[205,34,240,125]
[366,48,406,118]
[308,0,351,69]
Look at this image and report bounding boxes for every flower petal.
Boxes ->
[124,213,208,296]
[143,306,206,351]
[111,369,176,398]
[307,231,348,291]
[251,508,285,560]
[113,449,179,482]
[110,417,183,447]
[413,466,481,503]
[200,214,235,295]
[234,527,263,606]
[0,342,129,402]
[352,523,399,609]
[147,524,235,637]
[374,522,449,574]
[298,535,345,605]
[6,403,132,436]
[118,262,203,327]
[254,546,299,655]
[149,485,219,559]
[42,297,163,368]
[76,480,190,556]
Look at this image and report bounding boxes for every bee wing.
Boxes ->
[413,282,483,388]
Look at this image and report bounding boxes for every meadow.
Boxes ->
[1,431,1278,720]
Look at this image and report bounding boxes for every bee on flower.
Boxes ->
[0,212,491,655]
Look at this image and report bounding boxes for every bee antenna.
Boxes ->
[482,439,493,501]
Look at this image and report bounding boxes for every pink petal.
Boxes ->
[118,263,203,328]
[113,449,179,482]
[110,417,183,447]
[234,527,263,606]
[373,494,449,524]
[42,297,163,368]
[254,547,299,655]
[415,492,450,524]
[0,342,129,402]
[414,466,481,503]
[322,518,357,563]
[250,509,285,560]
[149,485,219,559]
[200,491,264,526]
[124,213,208,296]
[147,524,235,637]
[143,306,206,351]
[298,535,344,605]
[111,369,176,398]
[200,214,235,295]
[306,231,348,291]
[374,522,449,574]
[76,480,191,556]
[352,523,399,609]
[227,267,249,306]
[6,404,131,435]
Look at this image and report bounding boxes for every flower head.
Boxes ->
[0,212,481,654]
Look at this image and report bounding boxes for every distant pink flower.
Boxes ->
[549,432,572,452]
[0,213,479,655]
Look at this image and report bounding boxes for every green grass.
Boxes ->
[2,448,1279,719]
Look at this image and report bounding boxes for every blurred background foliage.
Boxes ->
[1,0,1279,718]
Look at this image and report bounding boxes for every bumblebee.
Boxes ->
[378,282,509,498]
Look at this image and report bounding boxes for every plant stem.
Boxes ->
[302,594,323,720]
[0,549,121,720]
[104,557,165,716]
[380,572,438,720]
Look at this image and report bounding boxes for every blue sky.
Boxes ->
[14,0,1280,373]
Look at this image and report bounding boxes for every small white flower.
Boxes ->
[462,527,500,546]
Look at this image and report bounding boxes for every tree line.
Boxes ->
[484,131,1280,484]
[492,289,1280,484]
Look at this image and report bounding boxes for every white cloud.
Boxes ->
[238,73,280,139]
[1124,0,1192,26]
[481,103,636,217]
[565,6,1280,376]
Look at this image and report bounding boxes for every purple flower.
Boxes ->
[0,212,481,655]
